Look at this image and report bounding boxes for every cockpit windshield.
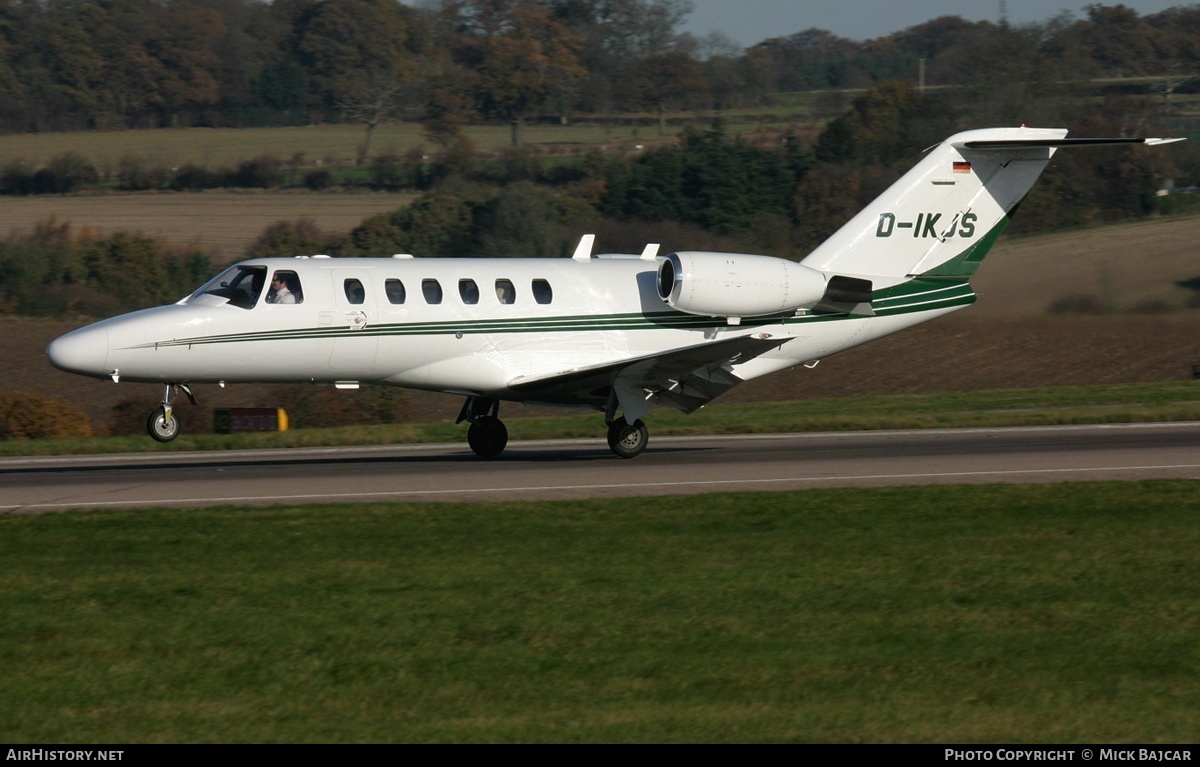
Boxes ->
[186,265,268,309]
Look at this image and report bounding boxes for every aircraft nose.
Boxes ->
[47,326,110,377]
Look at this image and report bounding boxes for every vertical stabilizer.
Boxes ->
[800,127,1067,287]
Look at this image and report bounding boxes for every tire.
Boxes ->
[467,416,508,459]
[607,417,648,459]
[147,407,181,442]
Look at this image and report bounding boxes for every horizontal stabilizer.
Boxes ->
[960,136,1185,149]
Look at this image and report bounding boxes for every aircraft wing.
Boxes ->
[507,333,793,416]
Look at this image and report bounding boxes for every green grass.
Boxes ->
[0,123,641,170]
[1,482,1197,742]
[3,380,1197,456]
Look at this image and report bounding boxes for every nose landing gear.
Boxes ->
[146,383,197,443]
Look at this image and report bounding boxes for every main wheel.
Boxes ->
[467,416,508,459]
[607,417,648,459]
[147,407,181,442]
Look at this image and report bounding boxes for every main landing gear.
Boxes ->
[458,397,509,459]
[458,396,649,459]
[606,416,649,459]
[147,383,196,443]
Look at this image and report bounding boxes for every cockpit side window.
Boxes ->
[191,264,267,309]
[267,270,303,304]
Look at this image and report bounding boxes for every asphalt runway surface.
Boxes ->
[1,422,1198,513]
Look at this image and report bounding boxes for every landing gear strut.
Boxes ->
[147,383,196,443]
[458,397,508,459]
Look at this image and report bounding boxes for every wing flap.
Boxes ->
[507,333,792,414]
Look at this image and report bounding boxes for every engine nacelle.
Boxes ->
[656,251,829,320]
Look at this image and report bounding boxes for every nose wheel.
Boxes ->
[147,407,181,442]
[145,383,196,442]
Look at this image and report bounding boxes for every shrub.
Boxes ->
[303,169,335,190]
[369,152,406,190]
[170,164,220,190]
[39,152,100,194]
[117,156,171,191]
[227,155,284,188]
[0,392,94,440]
[0,161,35,195]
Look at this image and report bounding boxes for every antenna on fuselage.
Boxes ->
[572,234,596,261]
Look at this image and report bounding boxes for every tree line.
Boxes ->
[1,2,1197,321]
[2,1,1200,138]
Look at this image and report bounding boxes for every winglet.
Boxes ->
[572,234,595,261]
[640,243,660,260]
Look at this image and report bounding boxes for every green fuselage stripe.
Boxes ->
[132,280,976,350]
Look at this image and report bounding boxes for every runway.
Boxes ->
[1,422,1198,513]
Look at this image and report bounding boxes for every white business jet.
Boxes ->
[47,127,1181,458]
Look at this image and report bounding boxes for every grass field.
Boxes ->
[0,116,801,172]
[2,482,1196,742]
[0,190,417,262]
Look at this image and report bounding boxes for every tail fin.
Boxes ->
[800,127,1182,288]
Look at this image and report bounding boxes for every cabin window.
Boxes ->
[459,279,479,305]
[343,278,365,305]
[267,270,303,305]
[532,278,553,305]
[422,279,443,304]
[385,278,406,305]
[495,279,516,305]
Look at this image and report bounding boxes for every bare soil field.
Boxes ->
[970,216,1200,316]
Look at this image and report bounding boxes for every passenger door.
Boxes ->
[325,272,379,372]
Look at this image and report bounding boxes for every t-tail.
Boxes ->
[799,127,1184,307]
